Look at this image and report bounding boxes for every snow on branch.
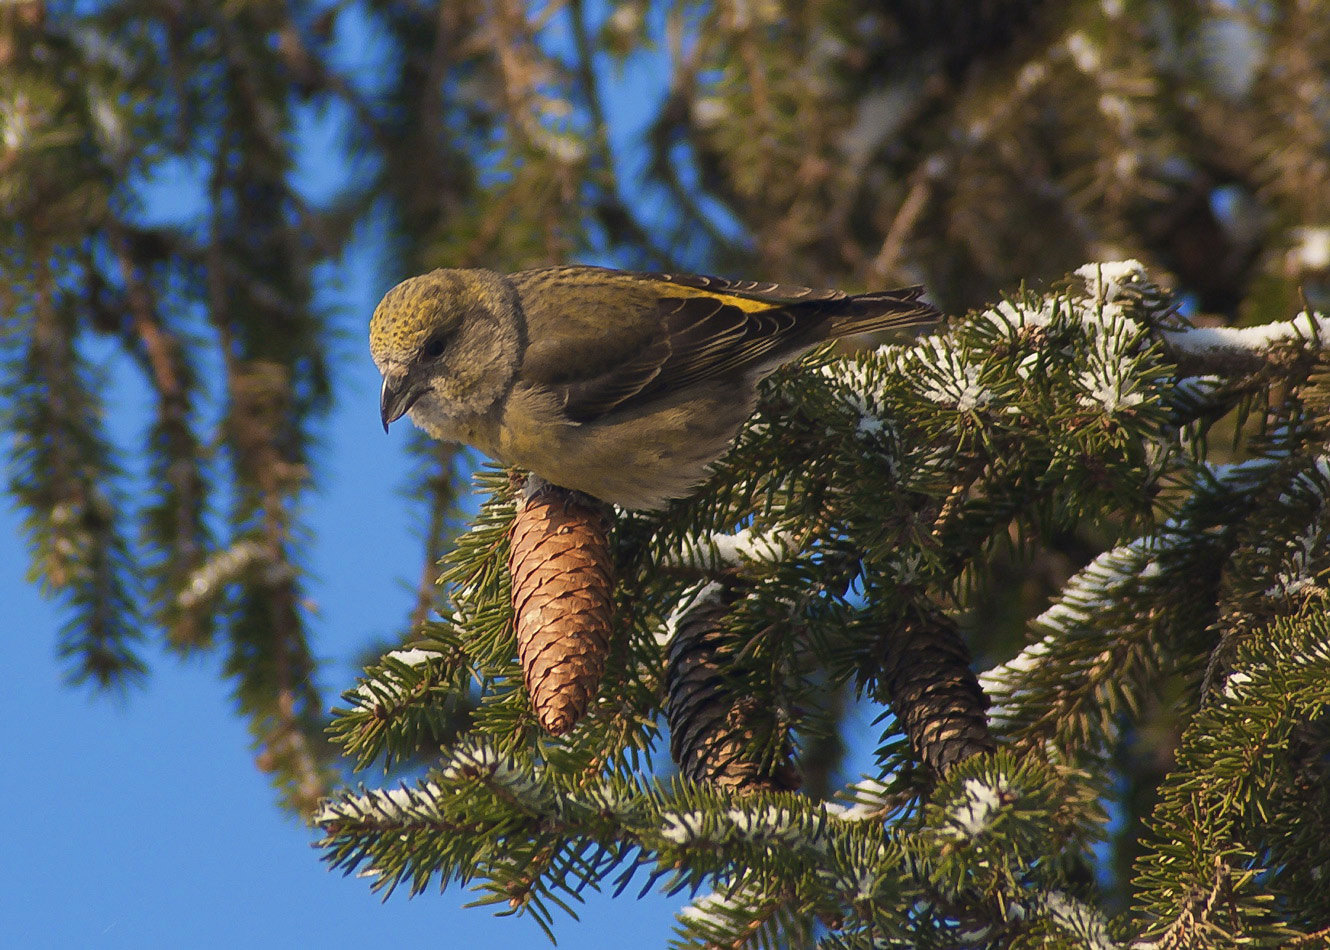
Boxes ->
[347,646,444,704]
[315,780,446,826]
[981,533,1171,718]
[678,886,754,928]
[658,800,832,857]
[1163,309,1330,358]
[819,258,1178,446]
[317,741,546,827]
[1029,535,1167,639]
[174,539,269,611]
[1074,259,1150,303]
[1038,891,1121,950]
[664,526,800,573]
[823,777,896,822]
[986,453,1291,676]
[941,775,1014,841]
[1161,309,1330,376]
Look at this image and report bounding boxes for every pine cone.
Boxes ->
[507,476,614,735]
[874,607,993,773]
[666,586,801,793]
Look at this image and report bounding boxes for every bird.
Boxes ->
[370,265,940,509]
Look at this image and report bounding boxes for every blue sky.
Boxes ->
[1,6,695,947]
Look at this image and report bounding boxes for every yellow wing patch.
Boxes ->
[647,282,785,314]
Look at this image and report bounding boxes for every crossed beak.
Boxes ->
[379,372,422,433]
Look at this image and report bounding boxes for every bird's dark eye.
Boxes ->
[421,334,448,361]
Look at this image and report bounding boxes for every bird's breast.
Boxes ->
[495,385,578,465]
[496,381,759,509]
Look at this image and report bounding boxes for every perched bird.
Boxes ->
[371,265,940,509]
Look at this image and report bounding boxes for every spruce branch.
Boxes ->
[980,524,1219,759]
[330,641,472,772]
[1204,452,1330,695]
[108,222,211,640]
[1135,610,1330,943]
[4,260,143,684]
[320,742,1106,945]
[1160,309,1330,379]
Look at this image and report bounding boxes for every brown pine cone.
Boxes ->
[873,606,993,773]
[666,585,801,793]
[507,476,614,735]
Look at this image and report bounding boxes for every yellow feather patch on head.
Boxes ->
[369,271,462,360]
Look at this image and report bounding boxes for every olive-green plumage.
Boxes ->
[370,265,940,509]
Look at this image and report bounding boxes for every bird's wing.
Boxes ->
[553,294,801,422]
[513,266,935,424]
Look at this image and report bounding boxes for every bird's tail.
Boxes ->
[825,286,942,337]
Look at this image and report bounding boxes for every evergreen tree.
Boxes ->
[4,0,1330,945]
[320,263,1330,946]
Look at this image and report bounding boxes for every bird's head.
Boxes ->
[369,268,525,433]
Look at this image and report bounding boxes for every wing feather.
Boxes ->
[645,270,848,305]
[558,295,808,422]
[511,266,938,424]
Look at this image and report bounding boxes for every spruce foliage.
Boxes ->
[320,264,1330,946]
